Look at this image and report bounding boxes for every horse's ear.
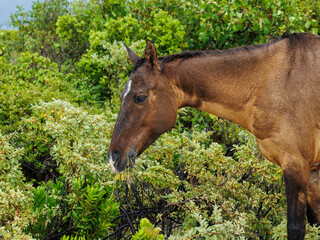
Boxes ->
[145,40,160,70]
[124,43,140,65]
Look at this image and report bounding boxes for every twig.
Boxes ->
[120,206,136,235]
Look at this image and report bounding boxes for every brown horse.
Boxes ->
[108,33,320,239]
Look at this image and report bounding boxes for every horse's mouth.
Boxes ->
[128,154,136,168]
[109,149,138,173]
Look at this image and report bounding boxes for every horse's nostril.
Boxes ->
[112,151,121,166]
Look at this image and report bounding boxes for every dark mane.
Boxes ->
[132,58,147,73]
[158,36,286,65]
[281,32,317,48]
[156,41,273,70]
[132,33,314,72]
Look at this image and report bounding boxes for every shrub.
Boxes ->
[10,0,69,61]
[132,218,165,240]
[144,9,187,54]
[170,0,318,50]
[0,51,77,133]
[103,14,141,44]
[0,132,34,239]
[0,52,79,180]
[22,99,119,238]
[27,177,119,239]
[67,179,119,238]
[103,9,187,54]
[0,30,18,58]
[27,99,116,180]
[56,14,90,63]
[76,40,145,102]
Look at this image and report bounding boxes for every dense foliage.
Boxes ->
[1,0,320,239]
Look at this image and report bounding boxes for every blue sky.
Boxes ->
[0,0,38,29]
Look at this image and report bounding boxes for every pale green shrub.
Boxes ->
[0,132,34,239]
[22,99,119,238]
[26,99,116,182]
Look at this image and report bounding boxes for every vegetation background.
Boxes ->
[1,0,320,239]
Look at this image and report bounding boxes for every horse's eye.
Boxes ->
[134,95,148,104]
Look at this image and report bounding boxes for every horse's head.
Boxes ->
[108,40,179,173]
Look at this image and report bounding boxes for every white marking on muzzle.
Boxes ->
[109,155,121,173]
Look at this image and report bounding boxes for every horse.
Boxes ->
[108,33,320,239]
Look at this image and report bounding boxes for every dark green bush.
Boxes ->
[27,178,119,239]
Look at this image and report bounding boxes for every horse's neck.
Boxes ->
[171,42,285,130]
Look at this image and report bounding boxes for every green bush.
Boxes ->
[56,14,90,62]
[168,0,318,49]
[134,129,287,239]
[27,177,119,239]
[61,236,85,240]
[0,52,80,178]
[132,218,165,240]
[27,99,116,180]
[103,14,141,44]
[0,30,18,58]
[22,99,119,238]
[0,132,34,240]
[26,180,65,239]
[10,0,69,61]
[68,179,119,238]
[103,8,186,54]
[76,40,145,102]
[0,51,77,133]
[143,9,187,54]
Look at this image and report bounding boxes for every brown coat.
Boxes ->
[109,33,320,239]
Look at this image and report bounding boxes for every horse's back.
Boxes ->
[283,33,320,110]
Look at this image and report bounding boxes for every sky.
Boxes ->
[0,0,38,29]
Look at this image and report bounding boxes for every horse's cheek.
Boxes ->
[157,106,177,133]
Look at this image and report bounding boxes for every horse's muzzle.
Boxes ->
[109,150,122,173]
[109,150,137,173]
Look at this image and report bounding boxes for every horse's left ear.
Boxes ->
[124,43,140,65]
[145,40,160,71]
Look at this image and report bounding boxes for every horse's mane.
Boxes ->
[132,33,316,72]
